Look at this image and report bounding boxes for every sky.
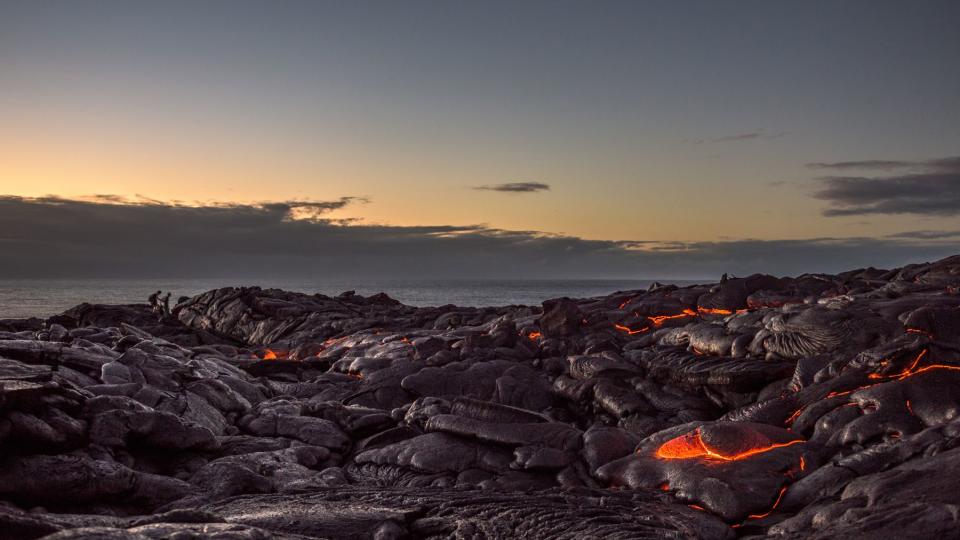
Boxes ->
[1,1,959,278]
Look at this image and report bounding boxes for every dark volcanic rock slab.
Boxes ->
[199,487,734,540]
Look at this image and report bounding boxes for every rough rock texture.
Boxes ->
[4,255,960,538]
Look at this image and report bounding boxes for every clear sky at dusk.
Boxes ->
[1,1,959,278]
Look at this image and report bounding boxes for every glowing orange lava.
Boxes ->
[654,428,804,462]
[647,309,698,327]
[261,349,288,360]
[527,331,542,340]
[697,307,733,315]
[615,324,650,335]
[906,327,935,339]
[746,486,788,520]
[869,349,932,380]
[696,307,747,316]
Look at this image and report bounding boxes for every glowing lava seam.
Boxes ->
[614,324,650,335]
[746,486,788,520]
[866,349,960,381]
[654,428,804,461]
[647,309,698,327]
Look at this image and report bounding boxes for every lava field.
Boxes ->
[4,256,960,539]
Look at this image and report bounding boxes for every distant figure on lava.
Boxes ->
[161,292,172,318]
[148,290,162,314]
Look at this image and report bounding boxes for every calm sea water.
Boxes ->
[0,278,699,319]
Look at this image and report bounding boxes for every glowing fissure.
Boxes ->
[696,307,748,316]
[654,427,804,461]
[746,486,788,520]
[615,308,699,335]
[527,331,542,340]
[614,323,650,335]
[866,349,960,381]
[647,308,698,327]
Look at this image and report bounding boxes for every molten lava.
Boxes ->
[746,486,788,520]
[527,331,542,340]
[647,309,698,327]
[784,408,803,426]
[261,349,289,360]
[906,327,935,339]
[616,308,701,335]
[615,323,650,335]
[867,349,946,380]
[654,427,804,462]
[696,307,746,316]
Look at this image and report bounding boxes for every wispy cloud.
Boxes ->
[473,182,551,193]
[0,195,956,280]
[887,230,960,240]
[689,129,786,144]
[807,157,960,172]
[810,156,960,216]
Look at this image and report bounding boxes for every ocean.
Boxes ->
[0,278,699,319]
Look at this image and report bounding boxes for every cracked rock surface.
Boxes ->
[4,256,960,538]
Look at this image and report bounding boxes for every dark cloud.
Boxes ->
[814,173,960,216]
[811,155,960,216]
[473,182,551,193]
[0,196,956,280]
[690,130,786,144]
